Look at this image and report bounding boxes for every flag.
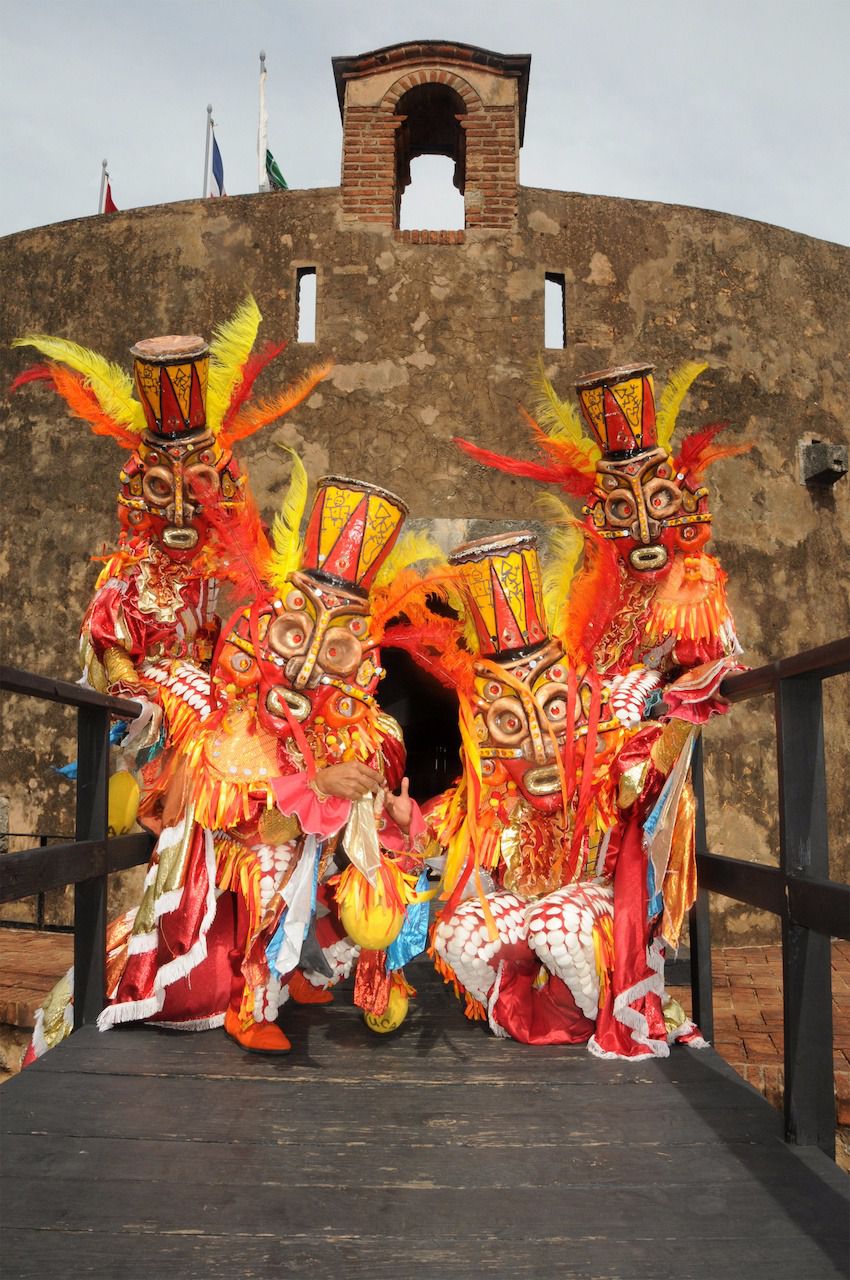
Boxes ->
[210,132,226,197]
[103,181,118,213]
[266,149,288,191]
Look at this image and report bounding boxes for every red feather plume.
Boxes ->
[9,365,53,392]
[674,422,751,480]
[219,340,287,437]
[201,487,272,602]
[454,435,595,498]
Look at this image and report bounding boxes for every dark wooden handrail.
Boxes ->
[719,636,850,701]
[0,664,142,717]
[692,633,849,1159]
[1,665,153,1027]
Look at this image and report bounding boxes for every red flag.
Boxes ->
[103,182,118,214]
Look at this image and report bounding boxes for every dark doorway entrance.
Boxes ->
[377,648,461,804]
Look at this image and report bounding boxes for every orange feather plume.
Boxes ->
[219,361,332,447]
[11,361,138,449]
[560,529,622,665]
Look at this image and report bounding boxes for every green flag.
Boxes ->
[266,149,288,191]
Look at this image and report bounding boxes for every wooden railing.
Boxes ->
[0,667,153,1027]
[689,636,850,1158]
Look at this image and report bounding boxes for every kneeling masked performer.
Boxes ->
[401,530,715,1057]
[100,472,435,1052]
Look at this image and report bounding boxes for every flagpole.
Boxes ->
[98,159,108,214]
[258,51,269,192]
[203,105,213,198]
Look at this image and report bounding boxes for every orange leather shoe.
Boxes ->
[224,1007,292,1054]
[287,969,334,1005]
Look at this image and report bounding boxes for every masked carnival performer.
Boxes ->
[12,299,329,1060]
[398,526,720,1057]
[99,472,434,1052]
[12,297,329,709]
[455,361,748,724]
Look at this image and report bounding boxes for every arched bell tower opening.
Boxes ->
[333,41,530,235]
[395,83,467,230]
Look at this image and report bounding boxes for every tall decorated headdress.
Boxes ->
[11,298,331,550]
[448,532,548,661]
[299,475,408,597]
[130,335,210,437]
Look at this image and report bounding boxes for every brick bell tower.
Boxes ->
[332,41,530,235]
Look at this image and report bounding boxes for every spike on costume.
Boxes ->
[100,474,429,1050]
[408,533,705,1057]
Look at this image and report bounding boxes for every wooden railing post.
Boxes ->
[73,704,110,1028]
[776,673,834,1156]
[689,734,714,1042]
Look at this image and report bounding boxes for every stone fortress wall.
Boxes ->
[1,43,848,940]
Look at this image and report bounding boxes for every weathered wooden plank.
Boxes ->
[1,1225,844,1280]
[0,1127,838,1193]
[3,1167,846,1242]
[0,1066,786,1149]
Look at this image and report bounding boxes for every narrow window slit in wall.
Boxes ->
[544,272,567,349]
[296,267,317,343]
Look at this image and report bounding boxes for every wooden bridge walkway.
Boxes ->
[1,965,847,1280]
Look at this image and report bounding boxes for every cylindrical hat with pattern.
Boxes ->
[575,363,656,456]
[449,531,548,660]
[130,335,209,437]
[300,475,408,596]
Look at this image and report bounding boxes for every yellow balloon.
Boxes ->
[336,863,406,950]
[107,770,140,836]
[364,984,409,1033]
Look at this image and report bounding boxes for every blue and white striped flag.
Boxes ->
[210,132,226,197]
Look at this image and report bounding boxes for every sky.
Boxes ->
[1,0,849,246]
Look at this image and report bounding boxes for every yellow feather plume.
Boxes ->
[267,446,309,594]
[205,296,262,434]
[537,493,583,636]
[372,529,445,591]
[656,361,708,452]
[11,334,144,434]
[531,357,601,464]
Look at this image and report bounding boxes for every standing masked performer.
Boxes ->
[12,299,329,1060]
[435,363,748,1055]
[100,473,433,1053]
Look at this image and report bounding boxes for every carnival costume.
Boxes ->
[99,473,436,1052]
[12,297,329,705]
[415,364,746,1056]
[455,361,747,705]
[13,301,330,1058]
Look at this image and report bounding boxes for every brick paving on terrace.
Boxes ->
[1,930,849,1148]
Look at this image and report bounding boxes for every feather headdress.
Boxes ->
[455,359,746,496]
[11,296,331,450]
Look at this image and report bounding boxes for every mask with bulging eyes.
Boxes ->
[584,447,713,578]
[473,640,572,815]
[215,572,384,742]
[118,429,244,562]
